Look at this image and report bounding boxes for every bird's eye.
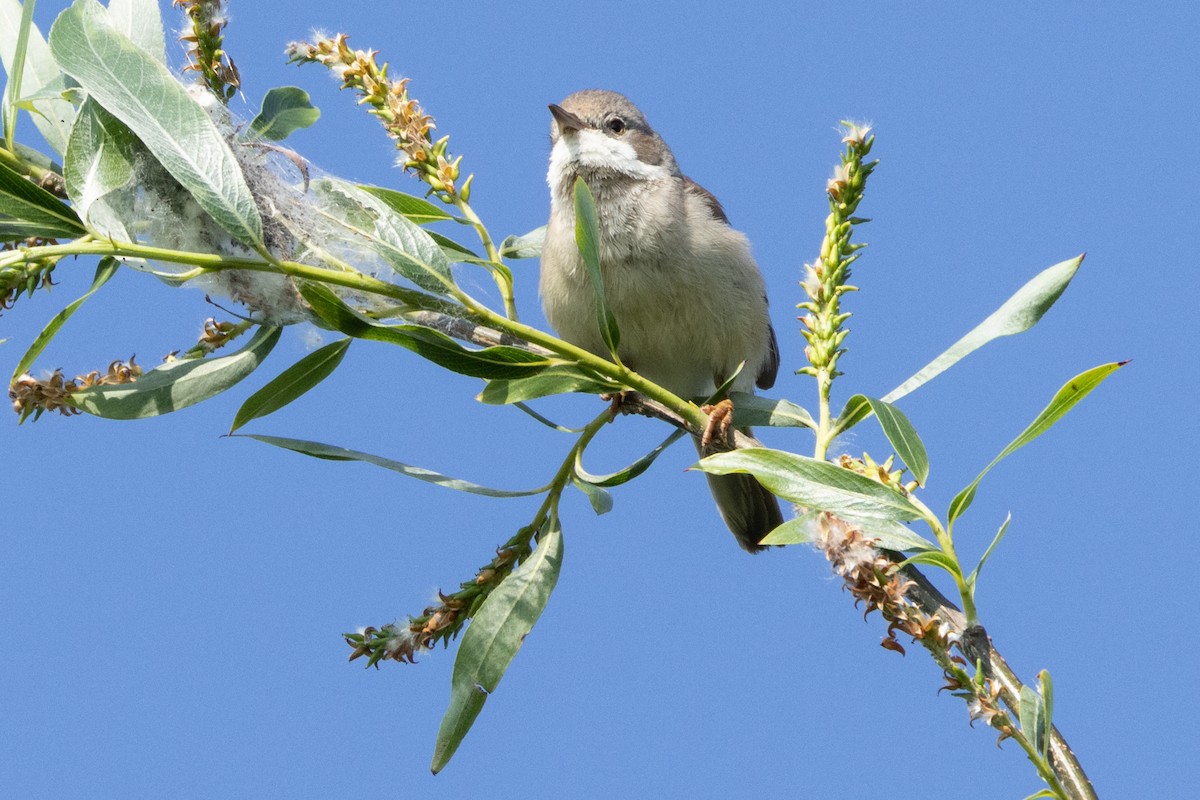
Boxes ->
[606,117,626,134]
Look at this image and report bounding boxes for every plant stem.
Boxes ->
[453,195,518,321]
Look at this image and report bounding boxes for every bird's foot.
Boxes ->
[700,398,736,455]
[601,390,635,420]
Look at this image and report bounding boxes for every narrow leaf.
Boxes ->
[897,549,964,581]
[572,177,620,360]
[0,0,73,153]
[574,429,686,487]
[1019,685,1047,757]
[299,282,552,380]
[572,477,613,515]
[248,86,320,141]
[69,325,280,419]
[312,179,454,293]
[229,338,350,433]
[50,0,264,246]
[759,512,819,545]
[948,361,1125,525]
[729,392,817,429]
[11,257,118,382]
[432,520,563,773]
[105,0,165,64]
[513,402,583,433]
[698,448,924,523]
[1037,669,1054,761]
[499,225,546,259]
[240,434,548,497]
[64,96,136,234]
[1,0,33,147]
[846,517,937,552]
[966,513,1011,591]
[359,183,455,224]
[858,395,930,485]
[0,158,84,238]
[478,366,618,405]
[882,256,1083,404]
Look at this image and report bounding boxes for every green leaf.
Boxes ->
[855,395,930,486]
[0,0,73,154]
[240,434,548,497]
[729,393,817,429]
[1019,684,1047,757]
[64,97,136,235]
[312,178,454,293]
[882,256,1083,405]
[1019,791,1057,800]
[849,517,938,552]
[298,282,552,380]
[432,519,563,773]
[512,402,583,433]
[50,0,264,247]
[11,257,118,382]
[229,338,350,433]
[69,325,280,419]
[699,448,923,523]
[759,512,818,545]
[948,361,1125,525]
[478,365,618,405]
[1037,669,1054,761]
[105,0,165,64]
[897,549,963,581]
[1,0,33,148]
[248,86,320,141]
[572,477,613,515]
[966,513,1011,592]
[572,177,620,361]
[0,158,84,238]
[499,225,546,259]
[358,184,455,224]
[574,429,686,487]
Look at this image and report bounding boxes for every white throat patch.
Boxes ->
[547,129,670,188]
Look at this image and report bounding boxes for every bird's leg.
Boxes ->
[601,390,636,420]
[700,398,736,454]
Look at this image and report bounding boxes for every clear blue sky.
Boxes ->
[4,2,1197,798]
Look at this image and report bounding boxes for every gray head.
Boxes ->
[547,90,679,186]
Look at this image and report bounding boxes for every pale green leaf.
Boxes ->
[948,362,1125,525]
[0,0,73,153]
[1019,684,1047,757]
[572,177,620,360]
[358,183,454,224]
[69,325,280,419]
[11,257,118,382]
[759,513,818,545]
[311,178,454,293]
[248,86,320,141]
[229,338,350,433]
[572,477,613,515]
[698,448,923,523]
[1037,669,1054,761]
[574,429,686,487]
[729,393,817,429]
[432,520,563,773]
[897,549,963,581]
[858,395,930,485]
[0,158,84,238]
[50,0,264,246]
[477,366,618,404]
[299,282,551,380]
[106,0,165,64]
[64,97,136,235]
[966,513,1011,592]
[499,225,546,259]
[882,256,1083,404]
[240,434,549,497]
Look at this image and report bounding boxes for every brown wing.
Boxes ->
[757,321,779,390]
[682,176,730,224]
[685,177,777,390]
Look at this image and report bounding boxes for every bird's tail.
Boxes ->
[693,436,784,552]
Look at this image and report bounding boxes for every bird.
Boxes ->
[539,89,783,552]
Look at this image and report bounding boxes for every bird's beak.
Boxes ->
[549,104,587,134]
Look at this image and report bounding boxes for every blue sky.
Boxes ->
[3,2,1197,798]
